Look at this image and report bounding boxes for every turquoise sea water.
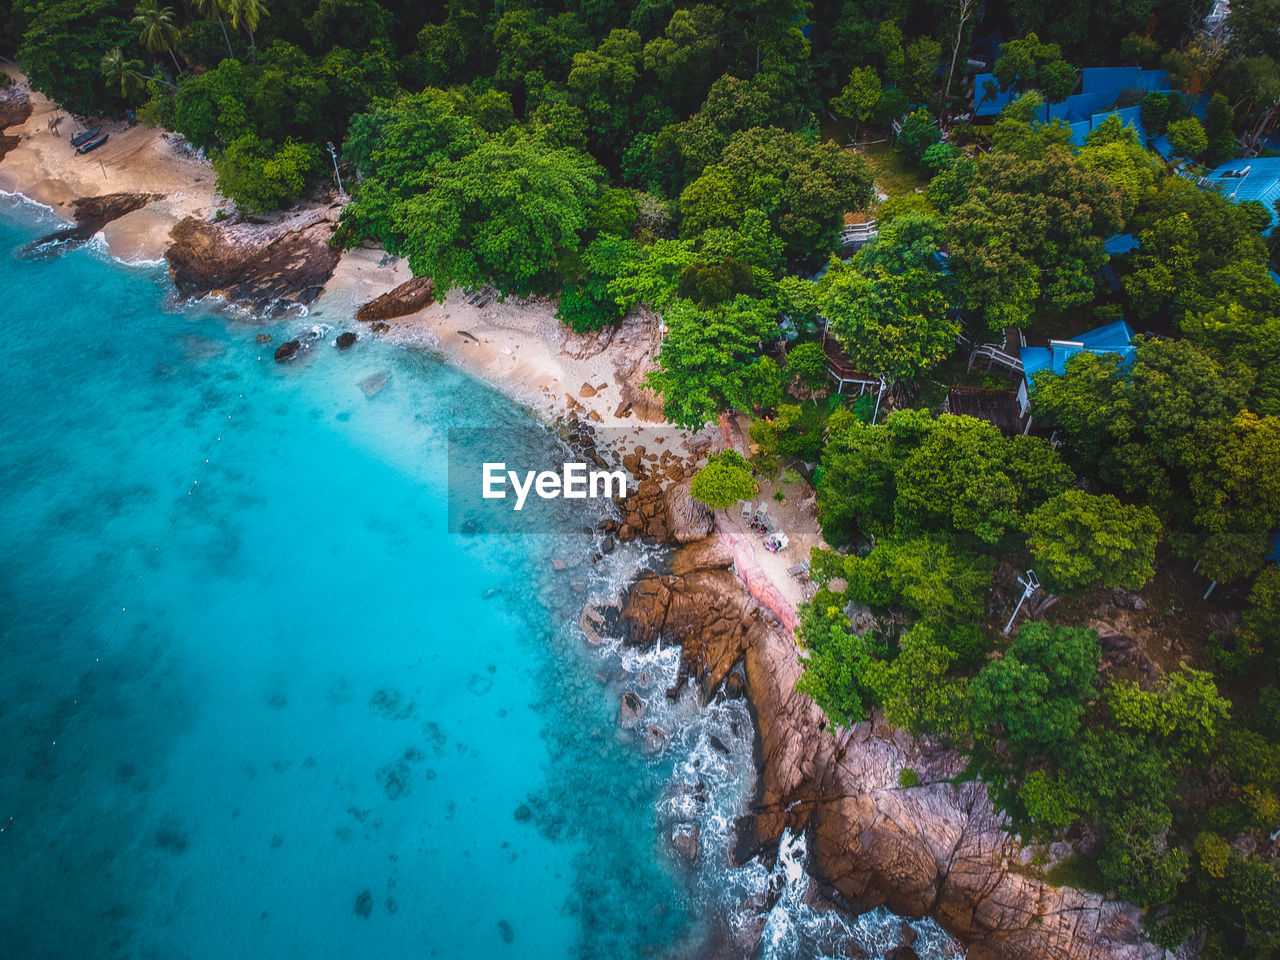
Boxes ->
[0,198,961,960]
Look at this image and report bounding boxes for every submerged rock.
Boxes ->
[255,333,271,344]
[359,372,389,398]
[642,725,669,757]
[618,691,644,730]
[670,824,700,863]
[355,276,435,322]
[354,890,373,918]
[273,340,301,363]
[497,919,514,943]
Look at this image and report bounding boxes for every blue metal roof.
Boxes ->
[1071,105,1151,147]
[1104,233,1140,255]
[974,73,1016,117]
[1203,158,1280,228]
[1081,67,1137,99]
[1021,320,1137,382]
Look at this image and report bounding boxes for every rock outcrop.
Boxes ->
[0,86,31,162]
[24,193,164,250]
[620,537,1169,960]
[355,276,434,322]
[165,207,342,311]
[664,481,714,543]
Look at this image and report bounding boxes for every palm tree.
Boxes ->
[101,48,148,100]
[224,0,267,61]
[193,0,234,60]
[132,0,184,75]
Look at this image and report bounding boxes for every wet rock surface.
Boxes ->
[21,193,165,254]
[618,690,644,730]
[620,536,1169,960]
[165,207,342,311]
[0,87,31,162]
[355,275,435,322]
[335,331,357,350]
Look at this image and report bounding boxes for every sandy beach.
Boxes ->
[0,67,219,260]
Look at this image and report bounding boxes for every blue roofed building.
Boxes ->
[1020,319,1137,384]
[1202,158,1280,228]
[975,66,1171,141]
[1103,233,1141,255]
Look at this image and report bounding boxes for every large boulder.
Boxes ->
[0,86,31,162]
[618,478,669,542]
[166,208,342,311]
[355,276,435,323]
[663,481,713,543]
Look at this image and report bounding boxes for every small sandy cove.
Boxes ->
[0,66,219,260]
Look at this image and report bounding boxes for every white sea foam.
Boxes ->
[573,534,966,960]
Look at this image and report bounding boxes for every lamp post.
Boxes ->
[1003,569,1041,634]
[326,141,346,199]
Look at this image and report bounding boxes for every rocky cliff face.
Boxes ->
[620,537,1171,960]
[165,206,343,311]
[0,86,31,162]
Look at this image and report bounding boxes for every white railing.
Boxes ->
[967,343,1024,374]
[840,221,878,246]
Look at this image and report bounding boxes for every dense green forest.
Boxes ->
[4,0,1280,955]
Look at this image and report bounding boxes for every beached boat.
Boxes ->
[69,127,101,148]
[75,134,108,155]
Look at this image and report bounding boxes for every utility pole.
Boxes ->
[943,0,975,113]
[1003,569,1041,634]
[326,141,346,199]
[871,376,888,423]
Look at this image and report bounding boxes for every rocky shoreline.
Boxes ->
[606,523,1174,960]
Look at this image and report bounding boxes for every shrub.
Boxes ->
[214,137,317,213]
[690,450,756,510]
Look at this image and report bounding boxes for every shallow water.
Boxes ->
[0,198,961,960]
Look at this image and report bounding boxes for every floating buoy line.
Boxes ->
[11,348,270,837]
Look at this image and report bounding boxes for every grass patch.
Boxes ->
[860,142,929,198]
[1045,852,1109,894]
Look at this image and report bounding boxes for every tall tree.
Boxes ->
[818,259,956,382]
[132,0,182,74]
[1025,490,1162,592]
[945,146,1124,329]
[645,294,781,429]
[192,0,234,59]
[100,46,148,99]
[224,0,266,59]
